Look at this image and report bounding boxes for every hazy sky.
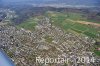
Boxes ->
[2,0,100,2]
[1,0,100,6]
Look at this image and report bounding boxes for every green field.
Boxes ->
[93,45,100,56]
[46,11,100,39]
[46,11,100,23]
[17,18,37,31]
[17,11,100,39]
[44,36,53,43]
[46,11,100,56]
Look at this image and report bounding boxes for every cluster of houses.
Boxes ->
[0,9,17,22]
[0,16,99,66]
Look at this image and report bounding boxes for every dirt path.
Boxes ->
[76,21,100,27]
[67,19,100,27]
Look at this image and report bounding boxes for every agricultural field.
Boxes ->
[17,11,100,39]
[46,11,100,39]
[16,11,100,40]
[46,11,100,56]
[17,18,38,31]
[93,44,100,56]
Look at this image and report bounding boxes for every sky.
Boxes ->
[2,0,99,2]
[1,0,100,7]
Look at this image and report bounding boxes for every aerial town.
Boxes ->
[0,8,100,66]
[0,0,100,66]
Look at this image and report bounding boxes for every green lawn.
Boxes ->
[94,50,100,56]
[44,36,53,43]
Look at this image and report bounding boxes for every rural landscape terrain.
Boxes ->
[0,0,100,66]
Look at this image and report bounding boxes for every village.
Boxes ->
[0,14,100,66]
